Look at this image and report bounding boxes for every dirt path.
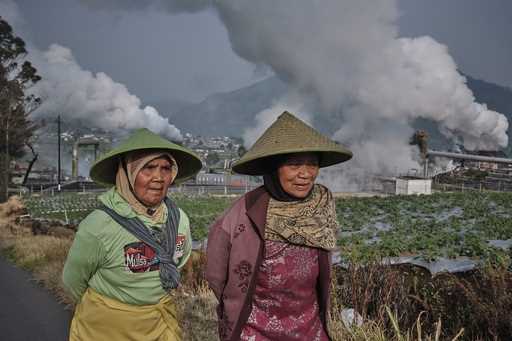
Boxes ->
[0,256,71,341]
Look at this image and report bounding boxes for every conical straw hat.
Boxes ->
[232,111,352,175]
[90,128,202,186]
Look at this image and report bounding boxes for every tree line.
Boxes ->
[0,17,41,202]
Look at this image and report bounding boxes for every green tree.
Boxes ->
[0,17,41,201]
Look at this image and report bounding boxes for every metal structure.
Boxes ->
[412,129,512,177]
[427,150,512,165]
[71,137,100,179]
[57,116,61,191]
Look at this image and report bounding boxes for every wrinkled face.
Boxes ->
[277,153,319,199]
[134,157,174,206]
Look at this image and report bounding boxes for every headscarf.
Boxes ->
[115,150,178,222]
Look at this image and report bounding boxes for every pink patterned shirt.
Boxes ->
[240,240,329,341]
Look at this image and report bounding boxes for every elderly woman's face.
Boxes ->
[277,153,319,198]
[134,157,174,206]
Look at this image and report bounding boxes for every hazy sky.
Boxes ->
[398,0,512,91]
[7,0,512,105]
[9,0,257,103]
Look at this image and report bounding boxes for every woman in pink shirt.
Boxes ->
[206,111,352,341]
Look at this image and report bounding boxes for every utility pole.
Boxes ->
[57,115,61,192]
[2,111,10,201]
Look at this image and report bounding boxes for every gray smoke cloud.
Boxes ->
[77,0,509,181]
[1,0,182,142]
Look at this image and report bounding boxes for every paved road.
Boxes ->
[0,256,71,341]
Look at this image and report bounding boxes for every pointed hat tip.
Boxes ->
[278,111,293,119]
[277,111,307,125]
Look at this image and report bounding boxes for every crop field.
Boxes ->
[23,191,512,265]
[169,194,234,240]
[337,192,512,265]
[23,192,235,241]
[24,192,99,224]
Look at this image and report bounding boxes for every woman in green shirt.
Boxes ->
[62,128,202,341]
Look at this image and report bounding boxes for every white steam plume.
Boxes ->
[31,45,182,141]
[1,0,182,141]
[81,0,508,176]
[212,0,509,175]
[79,0,510,181]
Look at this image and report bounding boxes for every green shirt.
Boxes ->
[62,188,192,305]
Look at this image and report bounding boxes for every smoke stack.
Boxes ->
[410,130,429,177]
[411,130,429,160]
[72,137,101,179]
[72,140,79,179]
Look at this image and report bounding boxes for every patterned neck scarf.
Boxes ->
[115,151,178,222]
[265,184,338,251]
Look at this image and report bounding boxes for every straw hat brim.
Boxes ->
[232,148,352,175]
[90,129,202,187]
[231,111,353,175]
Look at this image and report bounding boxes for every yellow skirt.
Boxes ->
[69,288,182,341]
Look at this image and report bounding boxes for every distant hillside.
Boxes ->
[160,77,287,136]
[147,98,194,126]
[155,74,512,154]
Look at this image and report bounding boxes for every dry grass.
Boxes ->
[176,250,220,341]
[0,197,75,307]
[7,234,72,270]
[330,261,511,340]
[0,195,25,216]
[0,196,28,244]
[175,282,219,341]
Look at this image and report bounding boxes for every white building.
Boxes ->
[395,177,432,195]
